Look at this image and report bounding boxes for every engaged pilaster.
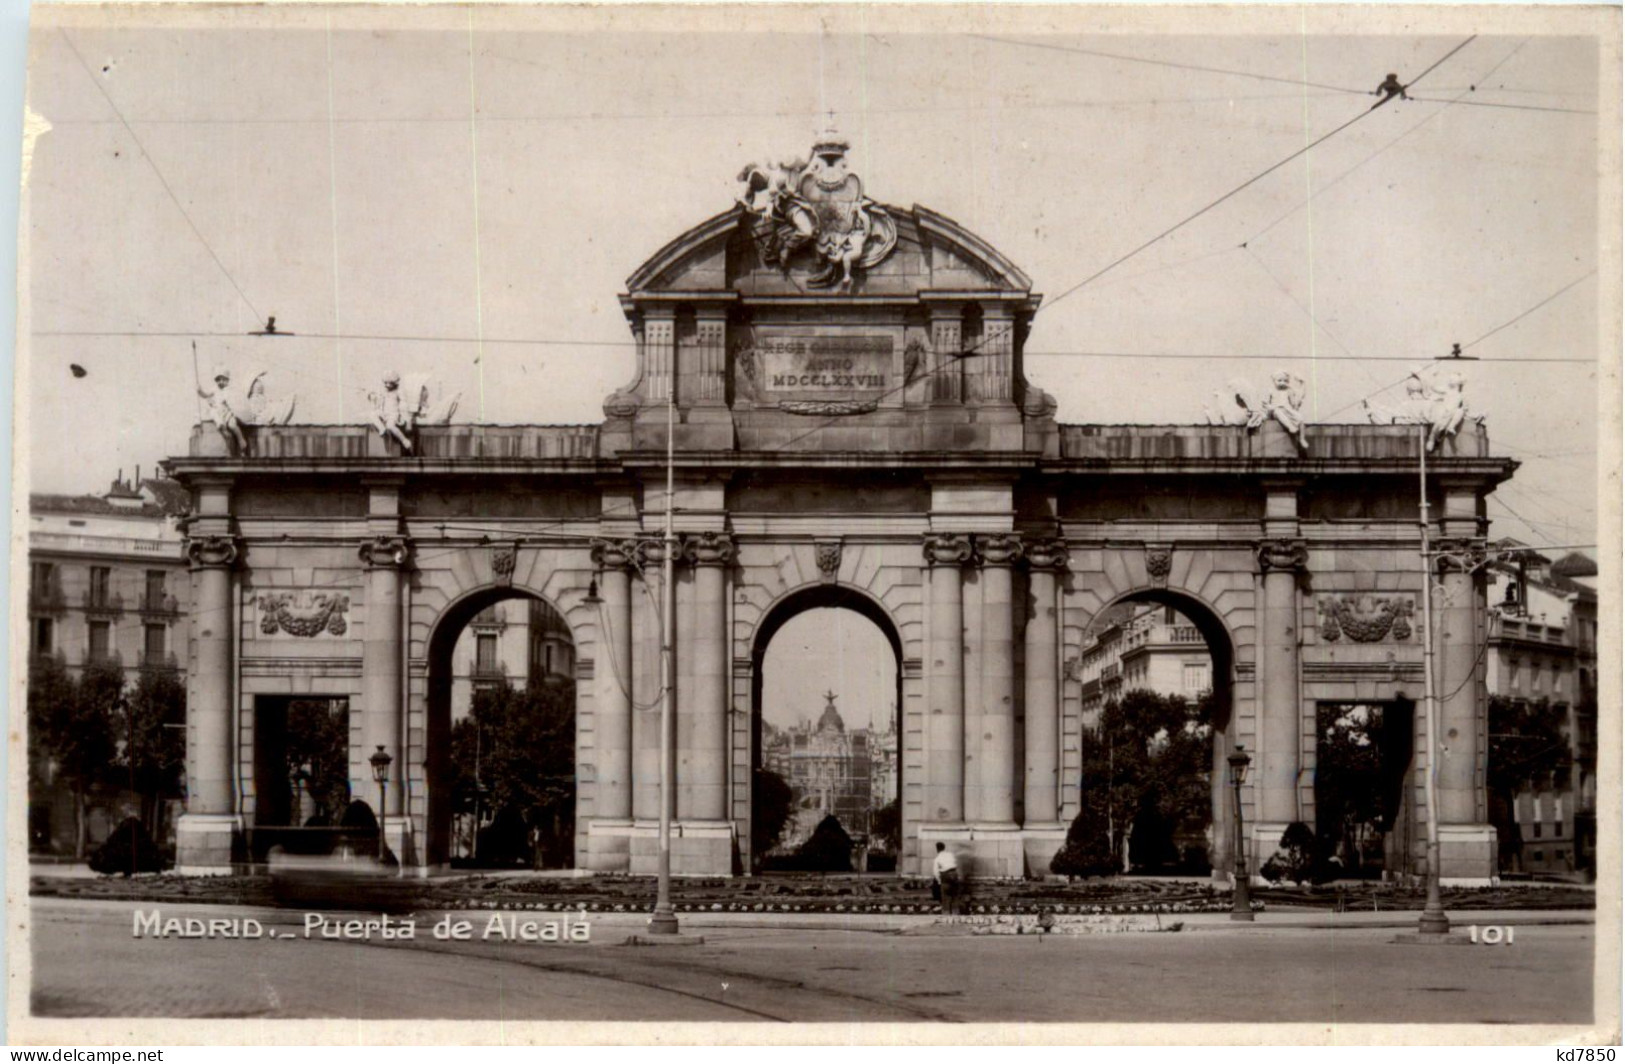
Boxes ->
[590,539,639,822]
[1022,539,1067,827]
[359,533,410,819]
[177,528,241,874]
[923,533,972,823]
[974,533,1022,828]
[681,531,734,822]
[1255,535,1307,833]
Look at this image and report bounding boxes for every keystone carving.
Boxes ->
[683,531,736,567]
[257,592,350,638]
[1318,595,1414,643]
[1145,545,1173,585]
[815,540,842,583]
[359,535,412,569]
[1256,538,1309,574]
[977,533,1024,567]
[186,535,240,569]
[922,533,973,567]
[1025,539,1069,572]
[491,543,518,587]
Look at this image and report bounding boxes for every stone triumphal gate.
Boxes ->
[168,141,1514,881]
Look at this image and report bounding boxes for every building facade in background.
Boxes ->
[1485,543,1599,877]
[1076,603,1214,718]
[27,474,191,854]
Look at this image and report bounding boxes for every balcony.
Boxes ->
[138,591,180,619]
[28,582,65,616]
[138,651,181,673]
[81,648,122,668]
[81,590,125,618]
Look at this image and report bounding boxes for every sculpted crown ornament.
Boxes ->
[1025,538,1069,571]
[683,531,736,567]
[1144,545,1173,585]
[977,534,1024,566]
[922,533,974,567]
[591,539,640,570]
[1256,537,1309,573]
[491,542,519,587]
[359,535,412,569]
[186,534,240,569]
[736,132,898,291]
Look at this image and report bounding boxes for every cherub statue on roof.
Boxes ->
[366,370,460,453]
[196,364,297,456]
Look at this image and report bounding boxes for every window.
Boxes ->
[1510,659,1523,690]
[1555,821,1563,837]
[88,620,111,659]
[544,644,554,675]
[1183,663,1210,692]
[31,561,55,590]
[32,617,52,655]
[475,633,498,673]
[144,623,166,660]
[89,566,111,603]
[1532,822,1542,839]
[145,570,166,606]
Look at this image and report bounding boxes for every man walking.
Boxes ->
[932,842,962,915]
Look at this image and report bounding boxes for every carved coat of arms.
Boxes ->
[736,134,898,290]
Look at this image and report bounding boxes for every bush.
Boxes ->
[89,817,165,876]
[796,815,854,872]
[1261,822,1318,885]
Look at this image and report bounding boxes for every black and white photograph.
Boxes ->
[7,1,1619,1045]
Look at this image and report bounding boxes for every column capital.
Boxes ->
[976,532,1024,567]
[634,535,671,567]
[923,532,974,567]
[1255,537,1308,574]
[359,534,412,570]
[1434,537,1488,574]
[1025,537,1069,572]
[186,534,240,570]
[591,537,641,571]
[682,530,736,567]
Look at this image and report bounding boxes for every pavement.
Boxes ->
[26,896,1599,1024]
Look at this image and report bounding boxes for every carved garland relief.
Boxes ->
[257,592,351,638]
[1317,595,1415,643]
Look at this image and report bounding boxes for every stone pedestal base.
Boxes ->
[382,816,421,876]
[917,824,1028,879]
[1438,824,1499,886]
[628,820,734,876]
[581,818,635,873]
[176,814,241,875]
[1020,823,1068,878]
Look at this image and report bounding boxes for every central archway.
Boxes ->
[749,585,904,874]
[424,587,578,869]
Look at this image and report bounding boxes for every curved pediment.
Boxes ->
[623,203,1034,302]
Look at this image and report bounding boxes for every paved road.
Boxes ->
[30,899,1595,1024]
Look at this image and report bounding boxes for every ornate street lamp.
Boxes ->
[369,745,393,864]
[1228,744,1254,922]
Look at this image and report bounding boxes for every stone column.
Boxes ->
[975,534,1022,827]
[1022,539,1068,825]
[1435,540,1485,825]
[923,533,972,822]
[360,535,410,819]
[177,533,239,873]
[928,307,963,405]
[1255,536,1306,830]
[591,539,637,821]
[682,532,733,821]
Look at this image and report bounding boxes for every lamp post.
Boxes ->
[369,745,392,865]
[1416,422,1450,934]
[1229,744,1254,922]
[648,351,680,936]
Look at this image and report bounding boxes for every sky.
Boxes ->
[762,608,895,737]
[21,4,1612,554]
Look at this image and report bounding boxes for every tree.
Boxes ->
[796,814,853,872]
[1487,695,1573,872]
[32,656,121,858]
[284,699,350,824]
[453,677,576,868]
[1075,689,1214,872]
[869,796,901,854]
[751,767,794,859]
[116,668,186,839]
[1314,703,1390,876]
